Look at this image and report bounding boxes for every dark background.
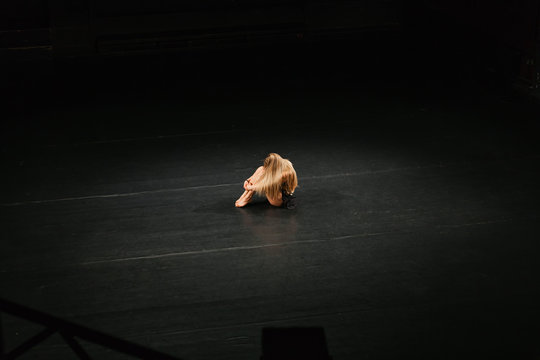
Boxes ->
[1,1,540,359]
[2,0,540,142]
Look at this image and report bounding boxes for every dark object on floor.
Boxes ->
[282,191,297,209]
[261,327,332,360]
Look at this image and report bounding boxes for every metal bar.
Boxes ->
[0,298,180,360]
[5,328,55,359]
[60,332,92,360]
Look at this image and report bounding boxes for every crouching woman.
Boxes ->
[235,153,298,209]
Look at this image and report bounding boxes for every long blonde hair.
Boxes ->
[254,153,298,200]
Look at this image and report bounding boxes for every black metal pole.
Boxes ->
[0,298,180,360]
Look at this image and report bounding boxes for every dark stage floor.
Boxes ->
[2,38,540,359]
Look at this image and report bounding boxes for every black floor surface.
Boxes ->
[2,35,540,359]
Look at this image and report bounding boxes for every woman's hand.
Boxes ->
[244,180,253,190]
[245,181,255,191]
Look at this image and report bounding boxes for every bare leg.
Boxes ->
[249,166,265,183]
[235,166,264,208]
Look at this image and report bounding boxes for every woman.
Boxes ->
[235,153,298,209]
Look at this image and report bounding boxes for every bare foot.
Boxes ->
[235,190,253,207]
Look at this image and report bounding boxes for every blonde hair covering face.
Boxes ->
[254,153,298,200]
